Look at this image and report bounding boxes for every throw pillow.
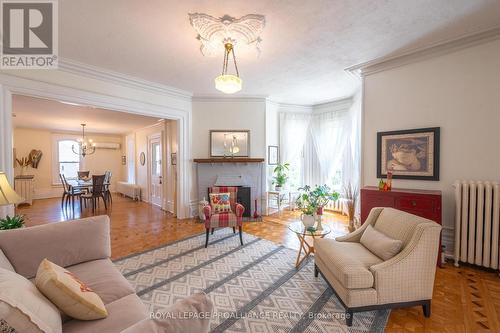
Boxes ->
[360,225,403,261]
[0,268,62,333]
[0,250,14,272]
[209,193,232,213]
[35,259,108,320]
[121,292,213,333]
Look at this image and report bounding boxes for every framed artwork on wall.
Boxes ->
[377,127,440,181]
[268,146,279,165]
[210,130,250,157]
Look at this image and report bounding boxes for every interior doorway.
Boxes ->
[148,134,163,207]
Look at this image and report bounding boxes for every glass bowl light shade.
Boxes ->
[214,74,242,94]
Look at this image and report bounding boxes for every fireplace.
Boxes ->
[194,158,264,221]
[207,186,251,217]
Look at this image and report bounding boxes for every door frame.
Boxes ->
[0,73,192,218]
[147,133,163,207]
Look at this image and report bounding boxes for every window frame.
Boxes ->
[52,134,83,186]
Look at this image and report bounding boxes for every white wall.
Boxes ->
[362,39,500,252]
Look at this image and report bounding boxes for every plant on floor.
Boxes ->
[343,183,359,232]
[0,215,25,230]
[272,162,289,190]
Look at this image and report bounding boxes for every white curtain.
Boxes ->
[310,109,350,184]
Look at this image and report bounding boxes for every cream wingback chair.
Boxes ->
[314,207,442,326]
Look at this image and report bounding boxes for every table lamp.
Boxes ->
[0,172,24,212]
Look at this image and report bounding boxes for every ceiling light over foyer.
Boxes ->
[189,13,266,94]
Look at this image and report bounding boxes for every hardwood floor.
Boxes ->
[15,195,500,332]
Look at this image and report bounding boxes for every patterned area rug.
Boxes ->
[114,229,389,332]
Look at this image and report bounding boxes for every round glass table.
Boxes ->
[288,221,331,268]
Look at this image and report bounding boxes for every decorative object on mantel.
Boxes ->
[72,123,96,158]
[139,152,146,166]
[268,145,279,165]
[272,162,289,191]
[343,183,359,233]
[377,127,440,181]
[189,13,265,94]
[210,130,250,157]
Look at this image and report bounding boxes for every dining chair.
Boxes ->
[59,174,82,212]
[77,171,90,180]
[104,171,113,205]
[80,175,107,213]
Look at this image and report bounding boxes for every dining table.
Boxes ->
[66,179,110,213]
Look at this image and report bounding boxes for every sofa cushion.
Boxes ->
[35,259,108,321]
[373,208,428,246]
[316,239,383,289]
[360,225,403,261]
[0,268,62,333]
[65,259,136,305]
[0,249,14,272]
[62,294,147,333]
[121,292,213,333]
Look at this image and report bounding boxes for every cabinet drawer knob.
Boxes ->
[411,200,417,207]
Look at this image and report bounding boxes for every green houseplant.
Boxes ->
[272,162,289,191]
[296,185,339,229]
[0,215,25,230]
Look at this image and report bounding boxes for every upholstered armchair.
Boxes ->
[203,186,245,248]
[314,207,442,326]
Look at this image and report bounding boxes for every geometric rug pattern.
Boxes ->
[114,229,389,332]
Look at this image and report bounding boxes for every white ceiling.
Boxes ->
[59,0,500,104]
[12,95,161,134]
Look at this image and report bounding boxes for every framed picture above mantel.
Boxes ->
[210,130,250,158]
[377,127,440,181]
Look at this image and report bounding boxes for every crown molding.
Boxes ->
[58,58,193,100]
[346,25,500,77]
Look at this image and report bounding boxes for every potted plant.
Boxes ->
[296,185,339,229]
[272,162,289,191]
[0,215,25,230]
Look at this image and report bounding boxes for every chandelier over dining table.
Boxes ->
[72,123,96,158]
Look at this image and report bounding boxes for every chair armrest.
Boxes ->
[0,215,111,279]
[335,207,383,242]
[370,223,442,304]
[235,203,245,218]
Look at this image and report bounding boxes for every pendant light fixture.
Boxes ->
[214,41,242,94]
[72,124,96,158]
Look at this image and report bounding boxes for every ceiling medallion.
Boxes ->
[189,13,265,94]
[189,13,266,56]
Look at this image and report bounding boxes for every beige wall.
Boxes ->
[13,127,124,199]
[362,39,500,252]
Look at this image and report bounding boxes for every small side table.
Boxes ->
[288,222,331,268]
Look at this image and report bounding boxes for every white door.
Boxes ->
[149,136,163,207]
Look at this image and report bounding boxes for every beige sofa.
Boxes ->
[0,215,212,332]
[315,207,442,326]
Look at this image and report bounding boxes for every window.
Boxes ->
[57,140,80,180]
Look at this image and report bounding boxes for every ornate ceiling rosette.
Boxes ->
[188,13,266,56]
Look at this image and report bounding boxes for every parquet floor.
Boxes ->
[15,195,500,332]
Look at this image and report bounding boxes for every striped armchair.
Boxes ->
[203,186,245,248]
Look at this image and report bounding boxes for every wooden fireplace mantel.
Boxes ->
[193,158,264,163]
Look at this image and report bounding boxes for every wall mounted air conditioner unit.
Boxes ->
[94,142,121,150]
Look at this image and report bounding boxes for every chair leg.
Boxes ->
[239,226,243,246]
[61,194,66,210]
[346,310,353,326]
[314,264,319,277]
[232,227,236,233]
[422,300,431,317]
[211,228,215,235]
[205,229,210,248]
[102,195,108,210]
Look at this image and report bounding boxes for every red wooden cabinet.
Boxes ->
[360,186,442,265]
